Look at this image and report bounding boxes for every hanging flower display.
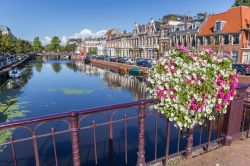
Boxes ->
[147,46,238,129]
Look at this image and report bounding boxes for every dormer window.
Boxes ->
[172,26,177,32]
[214,21,226,31]
[179,25,185,31]
[192,22,200,29]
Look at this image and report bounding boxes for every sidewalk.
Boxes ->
[176,138,250,166]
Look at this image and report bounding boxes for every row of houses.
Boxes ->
[76,6,250,64]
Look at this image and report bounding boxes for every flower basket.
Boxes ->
[147,46,238,129]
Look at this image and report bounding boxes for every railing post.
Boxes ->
[221,84,249,146]
[70,112,81,166]
[136,100,146,166]
[185,128,193,159]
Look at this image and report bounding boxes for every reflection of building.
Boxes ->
[68,61,146,99]
[197,6,250,64]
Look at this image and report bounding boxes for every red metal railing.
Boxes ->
[0,84,248,166]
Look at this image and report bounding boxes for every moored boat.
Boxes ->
[128,67,143,76]
[84,58,91,64]
[8,68,22,78]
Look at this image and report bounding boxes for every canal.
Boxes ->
[0,57,218,165]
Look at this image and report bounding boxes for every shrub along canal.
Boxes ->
[0,57,219,165]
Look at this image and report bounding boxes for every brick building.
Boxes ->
[197,6,250,64]
[168,13,207,51]
[159,14,193,54]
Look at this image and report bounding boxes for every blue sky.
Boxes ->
[0,0,234,42]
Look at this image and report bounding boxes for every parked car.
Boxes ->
[136,59,152,68]
[232,64,250,75]
[108,56,117,62]
[126,58,136,65]
[117,57,128,63]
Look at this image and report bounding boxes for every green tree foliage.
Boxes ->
[59,43,76,52]
[0,35,15,54]
[233,0,250,6]
[32,37,42,52]
[50,36,61,52]
[0,33,32,55]
[88,47,97,55]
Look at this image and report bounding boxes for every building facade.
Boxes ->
[106,19,161,59]
[197,6,250,64]
[0,26,15,38]
[168,13,207,51]
[159,14,193,54]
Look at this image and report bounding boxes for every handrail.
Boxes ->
[0,99,159,130]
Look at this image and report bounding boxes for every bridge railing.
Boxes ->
[0,84,248,166]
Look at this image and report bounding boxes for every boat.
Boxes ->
[84,58,91,64]
[128,67,143,76]
[118,67,128,74]
[8,68,22,78]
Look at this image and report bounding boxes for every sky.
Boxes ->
[0,0,234,44]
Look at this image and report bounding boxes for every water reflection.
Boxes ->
[51,63,62,73]
[0,63,33,149]
[66,60,147,100]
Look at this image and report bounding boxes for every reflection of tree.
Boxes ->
[52,63,62,73]
[34,62,43,72]
[66,62,78,72]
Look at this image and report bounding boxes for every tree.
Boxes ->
[32,37,42,52]
[88,47,97,55]
[233,0,250,6]
[50,36,61,52]
[0,34,15,54]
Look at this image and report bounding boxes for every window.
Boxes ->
[179,25,185,31]
[242,52,250,64]
[198,37,203,46]
[233,34,239,44]
[191,35,196,47]
[215,21,222,31]
[177,36,181,45]
[183,36,187,46]
[205,36,211,45]
[223,51,228,58]
[192,22,200,29]
[232,51,238,64]
[172,26,177,32]
[223,35,229,45]
[214,35,220,45]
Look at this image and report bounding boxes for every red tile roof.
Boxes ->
[199,6,250,35]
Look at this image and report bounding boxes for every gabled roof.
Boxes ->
[199,6,250,35]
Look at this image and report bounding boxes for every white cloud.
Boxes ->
[42,36,51,45]
[70,28,107,40]
[61,36,67,45]
[42,28,107,45]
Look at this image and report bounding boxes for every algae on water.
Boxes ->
[48,88,93,95]
[0,98,29,149]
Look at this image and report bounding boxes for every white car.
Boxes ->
[126,58,135,65]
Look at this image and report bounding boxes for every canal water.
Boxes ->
[0,57,218,166]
